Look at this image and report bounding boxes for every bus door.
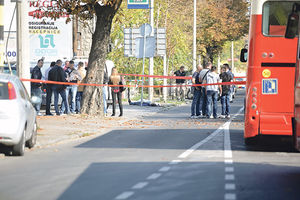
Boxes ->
[285,2,300,150]
[259,1,298,135]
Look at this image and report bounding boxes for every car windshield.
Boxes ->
[0,82,9,100]
[262,1,297,37]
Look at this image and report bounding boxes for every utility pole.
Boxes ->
[0,0,4,69]
[231,41,234,72]
[16,0,30,93]
[163,55,167,102]
[193,0,197,72]
[148,0,154,102]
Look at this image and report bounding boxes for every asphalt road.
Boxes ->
[1,90,300,200]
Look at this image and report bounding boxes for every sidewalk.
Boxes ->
[35,104,171,148]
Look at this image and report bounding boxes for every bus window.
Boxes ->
[263,2,297,37]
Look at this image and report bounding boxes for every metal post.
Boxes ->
[148,0,154,102]
[141,28,147,106]
[231,41,234,72]
[0,0,4,69]
[16,0,30,93]
[217,53,221,73]
[193,0,197,72]
[163,55,167,102]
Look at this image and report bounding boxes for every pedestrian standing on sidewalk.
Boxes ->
[190,65,203,119]
[174,66,187,101]
[108,67,124,117]
[65,60,82,114]
[219,65,233,119]
[206,66,222,119]
[31,59,44,116]
[199,62,212,117]
[44,61,56,116]
[75,62,86,114]
[48,60,69,116]
[103,67,109,116]
[224,63,235,103]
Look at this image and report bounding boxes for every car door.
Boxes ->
[16,80,35,140]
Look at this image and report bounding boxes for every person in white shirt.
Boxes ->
[206,66,222,119]
[199,62,212,117]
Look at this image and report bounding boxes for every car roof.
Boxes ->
[0,73,20,83]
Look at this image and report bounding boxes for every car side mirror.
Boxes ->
[285,12,299,39]
[240,48,248,63]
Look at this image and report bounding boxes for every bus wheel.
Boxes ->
[245,137,258,146]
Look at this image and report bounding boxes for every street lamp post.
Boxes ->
[193,0,197,72]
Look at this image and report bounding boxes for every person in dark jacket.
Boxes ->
[31,59,44,115]
[219,65,233,118]
[108,67,124,117]
[174,66,187,101]
[44,61,56,116]
[48,60,69,116]
[103,68,109,115]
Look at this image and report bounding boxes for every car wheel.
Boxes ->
[26,121,37,149]
[12,129,26,156]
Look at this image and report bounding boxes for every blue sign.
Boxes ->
[128,0,149,9]
[262,79,278,94]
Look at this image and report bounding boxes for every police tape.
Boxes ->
[21,78,246,88]
[120,73,246,80]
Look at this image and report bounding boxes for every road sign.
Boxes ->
[124,28,166,57]
[127,0,149,9]
[135,36,155,58]
[140,23,152,37]
[262,79,278,95]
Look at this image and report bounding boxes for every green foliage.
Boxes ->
[197,0,249,63]
[220,38,248,73]
[107,0,194,78]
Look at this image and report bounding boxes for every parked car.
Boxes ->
[1,63,17,75]
[0,73,37,156]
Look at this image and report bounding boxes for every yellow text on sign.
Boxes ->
[262,69,271,78]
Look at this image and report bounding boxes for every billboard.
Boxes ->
[3,0,73,64]
[28,0,72,63]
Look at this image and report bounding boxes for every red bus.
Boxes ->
[241,0,299,147]
[285,2,300,150]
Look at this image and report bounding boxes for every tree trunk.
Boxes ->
[81,2,122,116]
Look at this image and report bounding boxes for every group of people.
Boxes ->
[31,59,86,116]
[30,59,125,117]
[190,62,234,119]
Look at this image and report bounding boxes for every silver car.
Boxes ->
[0,74,37,156]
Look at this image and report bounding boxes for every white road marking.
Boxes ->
[225,174,235,180]
[223,107,243,200]
[159,166,171,172]
[224,159,233,164]
[225,183,236,190]
[115,191,135,200]
[169,160,182,165]
[178,127,223,159]
[132,182,149,189]
[225,193,236,200]
[147,173,162,180]
[225,167,234,173]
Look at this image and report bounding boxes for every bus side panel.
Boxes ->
[244,14,261,139]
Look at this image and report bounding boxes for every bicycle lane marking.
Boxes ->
[114,107,244,200]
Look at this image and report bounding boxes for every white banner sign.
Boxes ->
[28,0,72,62]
